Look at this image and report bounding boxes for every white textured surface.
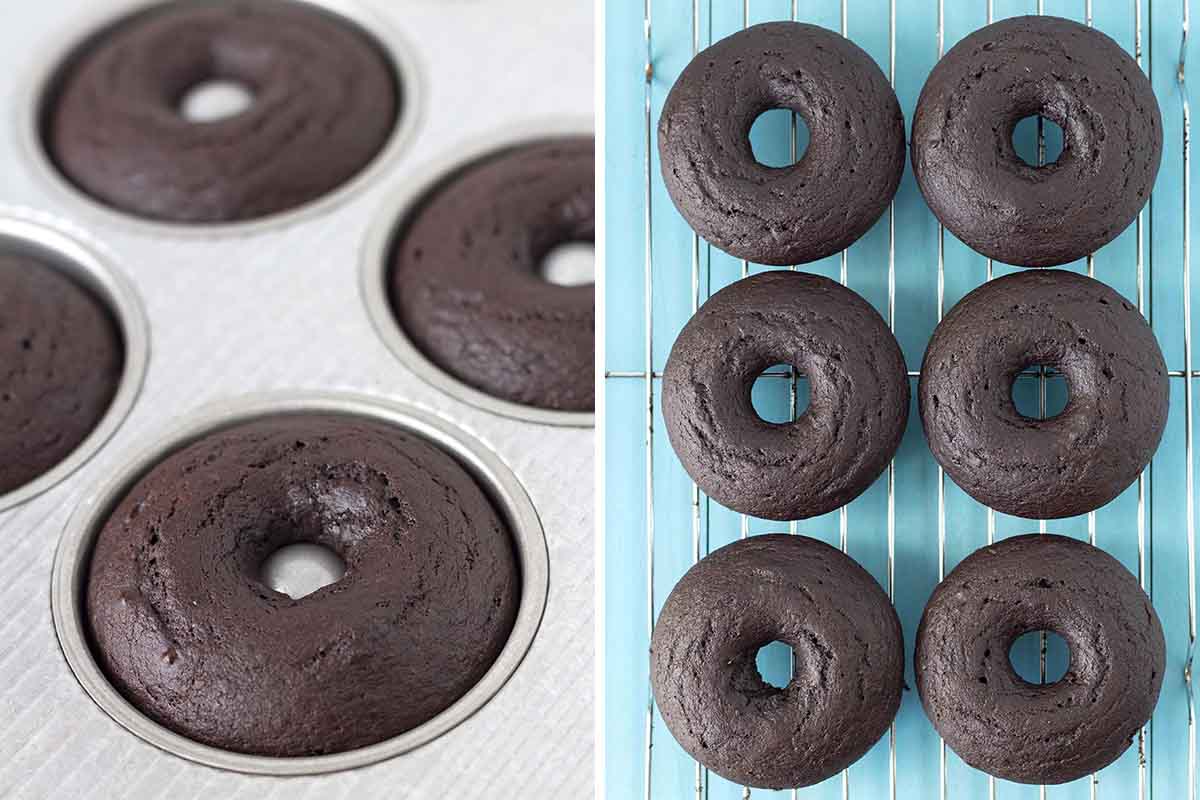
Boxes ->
[0,0,594,797]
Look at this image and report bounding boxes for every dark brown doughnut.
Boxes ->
[389,137,594,413]
[916,534,1165,784]
[86,413,520,756]
[651,534,904,789]
[919,270,1168,519]
[658,21,906,266]
[44,0,399,224]
[911,15,1161,266]
[0,253,123,496]
[663,271,909,520]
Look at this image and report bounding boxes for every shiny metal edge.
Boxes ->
[0,208,150,512]
[359,116,596,429]
[49,390,551,776]
[17,0,425,240]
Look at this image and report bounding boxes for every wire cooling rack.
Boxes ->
[603,0,1197,798]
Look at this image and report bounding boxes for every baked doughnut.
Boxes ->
[916,534,1164,784]
[651,534,904,789]
[658,21,905,265]
[45,0,399,223]
[911,15,1161,266]
[0,253,122,496]
[663,271,908,520]
[86,413,520,756]
[919,270,1168,519]
[389,137,594,412]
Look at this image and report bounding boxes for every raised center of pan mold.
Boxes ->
[178,79,255,123]
[751,363,810,424]
[749,108,810,168]
[540,241,595,286]
[1012,115,1065,167]
[260,542,346,599]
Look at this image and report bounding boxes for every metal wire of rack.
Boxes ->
[605,0,1196,798]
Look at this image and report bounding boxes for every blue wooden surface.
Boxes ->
[604,0,1197,797]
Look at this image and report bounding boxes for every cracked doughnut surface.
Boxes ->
[389,137,594,412]
[651,534,904,789]
[45,0,398,223]
[0,253,123,496]
[662,271,908,520]
[86,413,520,756]
[911,15,1161,267]
[919,270,1167,519]
[657,21,905,266]
[916,534,1164,784]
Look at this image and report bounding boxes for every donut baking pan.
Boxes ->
[51,393,549,776]
[0,0,592,795]
[604,1,1196,798]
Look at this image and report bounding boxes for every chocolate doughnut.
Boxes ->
[651,534,904,789]
[389,137,594,413]
[663,271,908,520]
[911,15,1161,267]
[916,534,1164,784]
[0,253,123,496]
[919,270,1168,519]
[86,413,520,756]
[658,21,906,266]
[45,0,399,224]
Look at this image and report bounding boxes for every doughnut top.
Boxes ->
[911,15,1160,266]
[919,269,1168,518]
[389,137,595,412]
[658,21,905,265]
[916,534,1164,783]
[0,252,123,496]
[86,413,520,756]
[651,534,904,788]
[662,271,909,520]
[45,0,399,223]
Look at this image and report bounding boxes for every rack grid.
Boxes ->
[603,0,1197,797]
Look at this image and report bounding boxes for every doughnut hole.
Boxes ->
[539,241,594,286]
[177,78,255,123]
[1012,115,1065,167]
[751,363,810,424]
[1011,365,1069,420]
[1009,629,1070,685]
[260,542,346,599]
[749,108,810,168]
[755,640,794,689]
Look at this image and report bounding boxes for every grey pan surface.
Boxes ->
[0,0,593,796]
